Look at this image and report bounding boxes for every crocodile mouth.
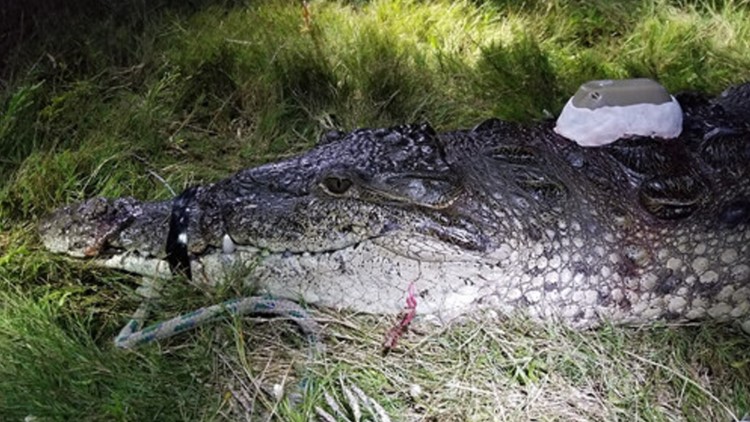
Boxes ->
[86,230,394,281]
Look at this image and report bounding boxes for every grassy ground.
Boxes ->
[1,0,750,420]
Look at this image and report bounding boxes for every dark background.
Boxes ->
[0,0,245,79]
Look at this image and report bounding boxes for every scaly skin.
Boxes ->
[39,83,750,330]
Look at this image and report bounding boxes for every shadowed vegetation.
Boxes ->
[1,0,750,419]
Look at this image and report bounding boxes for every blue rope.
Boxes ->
[115,295,320,349]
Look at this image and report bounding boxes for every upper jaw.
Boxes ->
[38,197,170,259]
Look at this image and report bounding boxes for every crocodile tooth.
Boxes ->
[222,234,236,254]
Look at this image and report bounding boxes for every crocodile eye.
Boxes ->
[321,176,353,195]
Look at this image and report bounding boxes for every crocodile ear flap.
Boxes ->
[363,173,463,210]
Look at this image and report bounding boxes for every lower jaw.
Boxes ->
[93,246,750,333]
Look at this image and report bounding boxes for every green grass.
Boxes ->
[1,0,750,419]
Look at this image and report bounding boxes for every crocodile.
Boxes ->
[39,82,750,333]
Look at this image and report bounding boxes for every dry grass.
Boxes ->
[171,308,750,421]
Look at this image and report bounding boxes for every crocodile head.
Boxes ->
[39,123,493,317]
